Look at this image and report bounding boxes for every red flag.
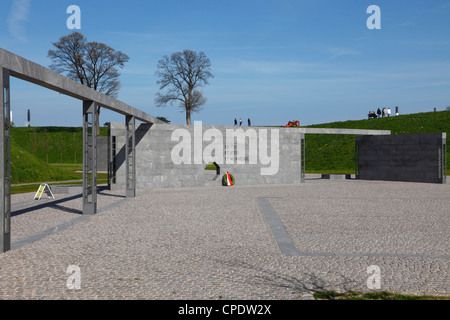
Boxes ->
[227,172,234,186]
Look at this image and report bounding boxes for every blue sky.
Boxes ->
[1,0,449,127]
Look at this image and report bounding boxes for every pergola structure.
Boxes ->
[0,48,161,253]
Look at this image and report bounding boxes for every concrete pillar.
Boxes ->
[107,123,114,190]
[440,133,447,184]
[82,101,98,215]
[301,133,306,183]
[125,115,136,198]
[0,68,11,252]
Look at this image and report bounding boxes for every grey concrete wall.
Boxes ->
[109,123,303,190]
[356,133,447,184]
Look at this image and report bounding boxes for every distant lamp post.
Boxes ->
[26,109,31,127]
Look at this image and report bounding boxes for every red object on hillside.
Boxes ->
[285,120,300,127]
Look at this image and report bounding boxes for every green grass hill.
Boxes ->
[7,111,449,186]
[9,127,108,192]
[11,126,107,165]
[303,110,450,173]
[10,143,80,185]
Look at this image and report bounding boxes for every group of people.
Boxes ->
[234,118,251,127]
[368,107,391,119]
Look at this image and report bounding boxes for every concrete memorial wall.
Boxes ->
[108,123,304,190]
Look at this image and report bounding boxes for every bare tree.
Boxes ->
[155,50,214,125]
[48,32,129,134]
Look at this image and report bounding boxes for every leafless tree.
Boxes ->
[155,50,214,125]
[48,32,129,134]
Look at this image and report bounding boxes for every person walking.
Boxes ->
[239,118,242,126]
[377,108,381,118]
[248,118,251,127]
[382,108,386,118]
[387,107,391,117]
[234,118,237,126]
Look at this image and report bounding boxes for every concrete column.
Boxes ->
[82,101,98,215]
[107,123,114,190]
[301,133,306,183]
[0,68,11,252]
[440,133,447,184]
[125,115,136,198]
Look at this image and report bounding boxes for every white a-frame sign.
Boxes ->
[34,184,55,200]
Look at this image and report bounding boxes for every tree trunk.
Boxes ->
[186,109,191,125]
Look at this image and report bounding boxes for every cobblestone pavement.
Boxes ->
[0,177,448,300]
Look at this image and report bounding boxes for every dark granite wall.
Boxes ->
[356,133,447,184]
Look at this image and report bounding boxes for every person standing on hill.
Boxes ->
[377,108,382,118]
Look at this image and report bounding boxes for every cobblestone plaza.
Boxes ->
[0,176,448,300]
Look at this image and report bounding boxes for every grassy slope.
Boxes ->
[9,112,450,183]
[303,111,450,173]
[10,127,108,187]
[11,143,80,184]
[11,127,108,165]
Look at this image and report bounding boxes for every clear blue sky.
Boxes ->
[1,0,449,127]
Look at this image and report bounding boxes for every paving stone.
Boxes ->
[0,177,448,299]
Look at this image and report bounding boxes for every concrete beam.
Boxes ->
[0,47,162,124]
[302,128,391,135]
